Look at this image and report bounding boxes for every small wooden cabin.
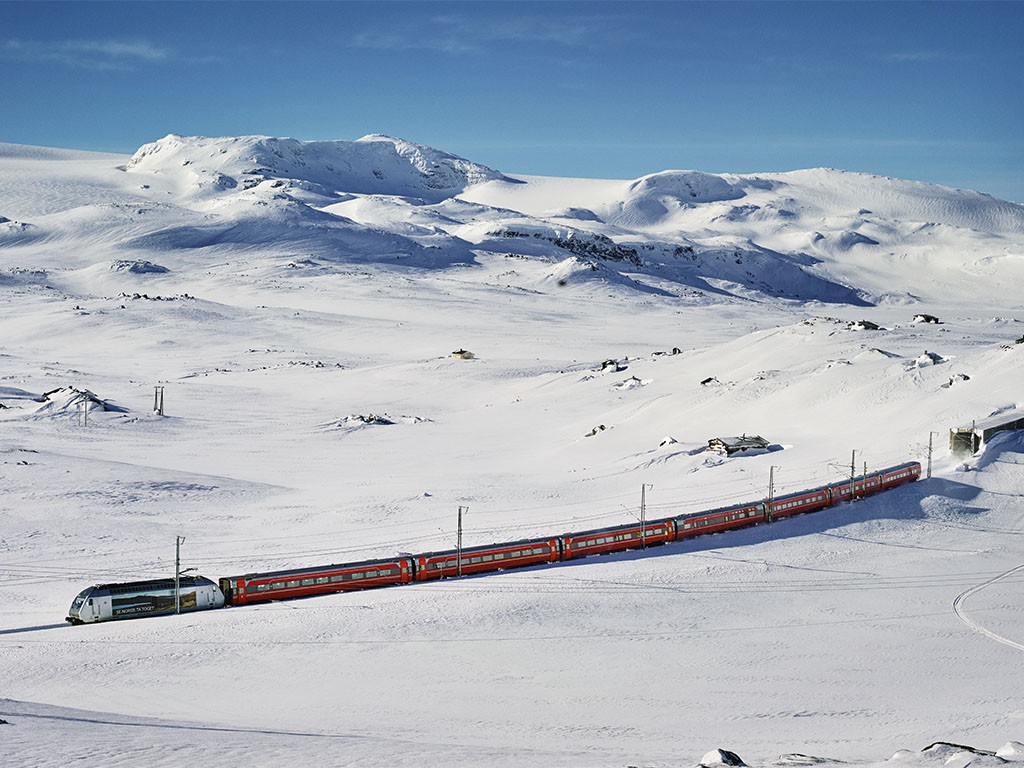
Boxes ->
[708,434,770,456]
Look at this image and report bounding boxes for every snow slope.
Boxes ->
[1,137,1023,767]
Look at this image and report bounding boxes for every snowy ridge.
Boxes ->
[2,135,1023,305]
[126,133,509,202]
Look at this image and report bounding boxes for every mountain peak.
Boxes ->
[126,133,508,202]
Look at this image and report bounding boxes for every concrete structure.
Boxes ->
[950,408,1024,457]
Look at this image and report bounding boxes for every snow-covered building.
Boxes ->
[950,409,1024,456]
[708,434,770,456]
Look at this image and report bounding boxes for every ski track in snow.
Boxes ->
[952,563,1024,653]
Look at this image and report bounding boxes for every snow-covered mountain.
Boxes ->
[2,136,1023,768]
[3,135,1022,305]
[126,133,511,201]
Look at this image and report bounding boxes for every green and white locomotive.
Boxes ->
[66,576,225,624]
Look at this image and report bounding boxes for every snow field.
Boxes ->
[1,137,1023,767]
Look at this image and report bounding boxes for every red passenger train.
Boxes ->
[69,461,921,622]
[216,461,921,608]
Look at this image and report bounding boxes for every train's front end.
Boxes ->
[66,586,105,624]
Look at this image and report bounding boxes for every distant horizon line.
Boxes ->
[1,134,1019,204]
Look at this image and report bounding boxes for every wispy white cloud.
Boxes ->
[1,38,171,70]
[350,12,632,55]
[350,30,479,55]
[881,51,945,63]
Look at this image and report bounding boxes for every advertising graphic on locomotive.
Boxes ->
[66,576,225,624]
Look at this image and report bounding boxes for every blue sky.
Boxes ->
[2,1,1022,201]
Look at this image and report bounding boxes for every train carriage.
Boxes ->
[561,519,674,560]
[878,461,922,490]
[830,476,869,503]
[673,501,765,540]
[768,485,832,520]
[414,536,561,581]
[220,556,414,606]
[830,474,881,503]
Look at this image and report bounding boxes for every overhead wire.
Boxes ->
[0,457,932,587]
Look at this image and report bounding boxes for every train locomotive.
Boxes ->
[66,461,921,624]
[66,575,225,624]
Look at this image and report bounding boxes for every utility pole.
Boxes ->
[456,506,467,577]
[927,431,934,478]
[154,386,165,416]
[768,466,778,523]
[175,536,185,614]
[640,484,652,548]
[850,450,857,501]
[927,431,942,478]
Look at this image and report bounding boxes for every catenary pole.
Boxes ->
[928,431,939,478]
[457,506,467,577]
[174,536,185,614]
[850,450,857,501]
[640,484,654,548]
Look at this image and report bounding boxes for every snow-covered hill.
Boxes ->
[1,136,1022,768]
[2,135,1023,305]
[125,133,511,203]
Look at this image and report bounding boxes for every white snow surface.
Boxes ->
[1,136,1023,767]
